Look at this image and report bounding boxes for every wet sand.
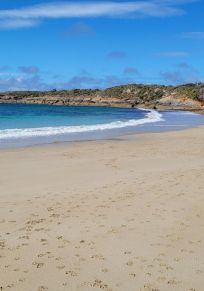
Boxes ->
[0,127,204,291]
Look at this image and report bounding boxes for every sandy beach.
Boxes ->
[0,127,204,291]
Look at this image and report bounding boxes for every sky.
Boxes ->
[0,0,203,91]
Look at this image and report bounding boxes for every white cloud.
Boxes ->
[0,19,40,29]
[107,51,127,59]
[160,62,199,84]
[0,68,140,91]
[157,51,190,57]
[183,32,204,39]
[18,66,40,74]
[123,67,139,75]
[0,1,197,29]
[64,22,95,37]
[0,2,182,18]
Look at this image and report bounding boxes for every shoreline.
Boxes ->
[1,105,204,150]
[1,101,204,115]
[1,123,204,152]
[0,126,204,290]
[0,82,204,111]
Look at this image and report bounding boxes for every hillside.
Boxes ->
[0,83,204,111]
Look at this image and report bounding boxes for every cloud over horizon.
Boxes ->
[0,66,141,91]
[157,51,190,58]
[160,62,200,84]
[18,66,40,74]
[107,51,127,59]
[123,67,139,75]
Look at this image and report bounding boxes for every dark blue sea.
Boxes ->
[0,103,204,148]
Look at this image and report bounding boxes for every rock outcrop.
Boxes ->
[0,83,204,111]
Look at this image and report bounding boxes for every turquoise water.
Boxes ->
[0,103,204,148]
[0,103,150,130]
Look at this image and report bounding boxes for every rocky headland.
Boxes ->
[0,83,204,113]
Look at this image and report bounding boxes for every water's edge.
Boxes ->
[0,109,162,140]
[0,104,204,149]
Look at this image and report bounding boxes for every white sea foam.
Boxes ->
[0,109,164,140]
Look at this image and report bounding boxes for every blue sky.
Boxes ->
[0,0,203,91]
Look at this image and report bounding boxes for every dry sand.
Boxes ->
[0,127,204,291]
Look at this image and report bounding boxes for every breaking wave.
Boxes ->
[0,109,163,140]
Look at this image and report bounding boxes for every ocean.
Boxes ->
[0,103,204,148]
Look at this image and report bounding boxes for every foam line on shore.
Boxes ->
[0,109,163,140]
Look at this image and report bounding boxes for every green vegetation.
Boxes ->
[1,83,204,106]
[174,84,201,100]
